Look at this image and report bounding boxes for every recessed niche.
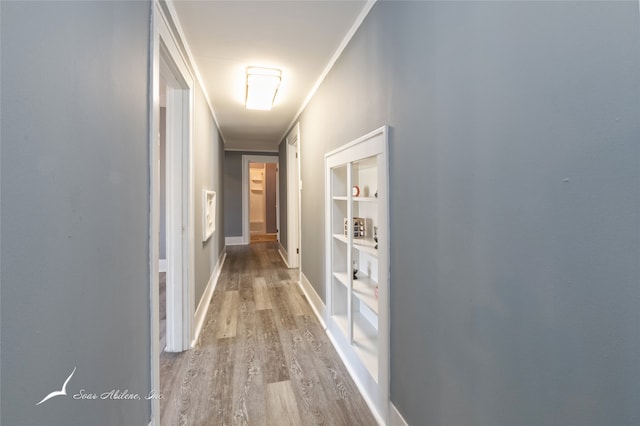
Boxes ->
[202,190,216,242]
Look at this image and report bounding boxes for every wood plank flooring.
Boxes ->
[250,233,278,243]
[160,242,376,426]
[159,272,166,351]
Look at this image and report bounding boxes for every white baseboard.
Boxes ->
[390,403,409,426]
[158,259,167,273]
[298,272,326,329]
[277,242,290,268]
[225,236,245,246]
[191,249,226,347]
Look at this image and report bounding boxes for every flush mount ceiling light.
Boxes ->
[245,67,281,111]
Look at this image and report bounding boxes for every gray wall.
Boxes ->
[296,1,640,425]
[192,84,225,304]
[278,141,287,249]
[223,151,278,238]
[224,152,243,237]
[1,2,152,425]
[265,163,277,234]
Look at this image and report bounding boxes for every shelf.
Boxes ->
[334,270,378,314]
[353,238,378,257]
[333,234,378,257]
[332,234,348,245]
[352,276,378,314]
[332,312,378,382]
[333,195,377,202]
[325,126,388,418]
[352,312,379,382]
[332,272,350,288]
[251,178,263,182]
[333,313,349,343]
[353,197,377,203]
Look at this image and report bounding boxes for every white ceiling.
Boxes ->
[172,0,370,152]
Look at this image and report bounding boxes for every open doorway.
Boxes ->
[159,48,193,354]
[242,155,279,245]
[249,162,278,243]
[158,81,168,353]
[150,4,196,424]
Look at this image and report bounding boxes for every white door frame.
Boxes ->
[161,47,194,354]
[286,123,301,268]
[242,155,279,245]
[150,3,195,424]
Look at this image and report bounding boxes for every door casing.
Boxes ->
[149,2,195,424]
[286,123,301,268]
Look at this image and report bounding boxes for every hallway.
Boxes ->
[160,243,376,425]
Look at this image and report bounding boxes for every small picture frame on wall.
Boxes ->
[202,190,216,242]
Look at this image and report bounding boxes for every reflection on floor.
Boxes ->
[159,242,376,425]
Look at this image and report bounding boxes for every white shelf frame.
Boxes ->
[325,125,389,424]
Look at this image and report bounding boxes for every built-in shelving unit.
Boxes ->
[325,126,388,424]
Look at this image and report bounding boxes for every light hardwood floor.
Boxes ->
[250,233,278,243]
[160,242,376,426]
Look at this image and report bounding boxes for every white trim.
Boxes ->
[149,4,162,425]
[225,236,245,246]
[324,126,390,424]
[161,0,225,144]
[325,125,387,159]
[160,25,193,354]
[298,273,326,330]
[224,147,279,153]
[279,0,377,144]
[185,84,196,352]
[159,259,167,273]
[191,250,227,347]
[242,155,279,245]
[390,403,410,426]
[286,123,301,268]
[277,242,290,268]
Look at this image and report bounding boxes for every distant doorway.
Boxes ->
[242,155,279,245]
[249,162,267,234]
[249,162,278,243]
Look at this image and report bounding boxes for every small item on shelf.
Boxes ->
[374,189,378,198]
[375,285,378,299]
[352,255,358,280]
[352,185,360,197]
[345,217,366,238]
[374,226,378,250]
